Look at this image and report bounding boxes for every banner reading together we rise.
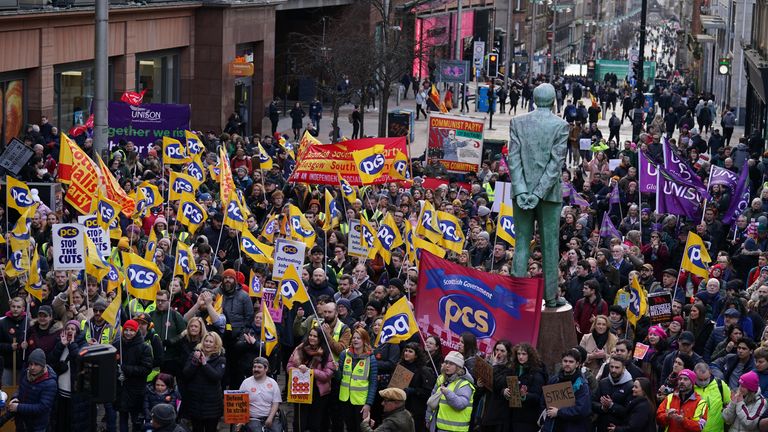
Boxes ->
[415,251,543,355]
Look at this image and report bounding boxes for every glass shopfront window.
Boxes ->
[0,79,25,146]
[54,65,94,131]
[136,52,179,104]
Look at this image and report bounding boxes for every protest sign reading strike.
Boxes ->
[52,223,86,270]
[543,382,576,408]
[262,287,284,323]
[289,137,408,186]
[272,238,306,280]
[415,251,543,355]
[78,215,109,258]
[427,114,484,173]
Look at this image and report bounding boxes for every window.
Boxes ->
[136,52,179,104]
[54,65,94,131]
[0,79,24,146]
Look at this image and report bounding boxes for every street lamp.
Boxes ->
[548,0,572,81]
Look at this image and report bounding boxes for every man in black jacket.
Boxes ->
[592,356,634,432]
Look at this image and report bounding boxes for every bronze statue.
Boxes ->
[508,83,569,308]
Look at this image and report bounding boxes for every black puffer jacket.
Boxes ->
[181,351,226,420]
[113,333,153,412]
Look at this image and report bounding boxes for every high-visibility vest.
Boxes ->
[145,334,161,382]
[483,183,494,203]
[662,392,708,432]
[339,350,370,406]
[80,321,116,344]
[311,318,346,361]
[435,376,474,432]
[128,298,156,316]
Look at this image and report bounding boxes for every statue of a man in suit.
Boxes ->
[508,83,569,308]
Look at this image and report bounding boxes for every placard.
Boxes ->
[223,390,249,424]
[474,357,493,391]
[634,342,650,360]
[287,368,314,404]
[387,364,415,389]
[347,219,370,258]
[262,287,283,323]
[507,376,522,408]
[579,138,592,151]
[542,382,576,409]
[51,223,86,270]
[0,138,33,175]
[427,114,484,173]
[490,182,514,213]
[78,215,110,258]
[609,158,621,171]
[648,292,672,324]
[272,238,306,280]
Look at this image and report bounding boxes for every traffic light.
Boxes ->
[718,57,731,75]
[487,54,498,78]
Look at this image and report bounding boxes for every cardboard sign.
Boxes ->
[609,158,621,171]
[507,376,522,408]
[634,342,650,360]
[388,364,415,389]
[542,382,576,409]
[272,238,306,280]
[287,368,314,404]
[347,219,370,258]
[0,138,34,175]
[78,215,110,258]
[648,292,673,324]
[52,223,86,270]
[579,138,592,151]
[474,357,494,391]
[223,390,249,424]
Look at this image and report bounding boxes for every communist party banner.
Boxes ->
[288,137,408,186]
[415,251,543,354]
[427,114,484,173]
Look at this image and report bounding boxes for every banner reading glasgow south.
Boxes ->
[288,137,408,186]
[108,102,191,155]
[427,114,484,173]
[415,251,543,355]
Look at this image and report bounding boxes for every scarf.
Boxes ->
[610,318,625,335]
[302,344,325,367]
[592,330,609,349]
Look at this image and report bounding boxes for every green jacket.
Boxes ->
[359,406,414,432]
[694,378,731,432]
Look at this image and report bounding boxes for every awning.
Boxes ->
[695,34,716,44]
[700,14,726,30]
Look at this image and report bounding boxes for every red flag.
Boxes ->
[68,124,88,137]
[85,113,94,129]
[121,89,147,106]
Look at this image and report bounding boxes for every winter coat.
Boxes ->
[359,406,415,432]
[580,332,618,375]
[479,363,513,426]
[181,351,226,420]
[722,393,766,432]
[0,311,29,369]
[591,369,634,431]
[399,359,436,429]
[287,344,336,397]
[509,364,548,426]
[143,383,181,420]
[113,333,153,412]
[213,286,254,337]
[26,321,62,355]
[712,353,756,390]
[614,396,657,432]
[13,365,58,432]
[540,370,592,432]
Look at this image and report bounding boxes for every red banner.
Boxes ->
[288,137,408,186]
[121,89,146,106]
[415,251,543,355]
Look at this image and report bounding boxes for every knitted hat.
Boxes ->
[336,298,352,312]
[678,369,696,385]
[671,316,684,327]
[648,325,668,339]
[154,216,168,227]
[443,351,465,368]
[28,348,46,367]
[740,370,760,392]
[388,278,404,292]
[66,320,81,331]
[151,404,176,426]
[123,319,139,332]
[222,268,237,280]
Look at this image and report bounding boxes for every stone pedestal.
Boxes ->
[536,304,578,372]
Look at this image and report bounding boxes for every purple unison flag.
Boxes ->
[722,163,751,224]
[656,163,707,220]
[662,138,711,200]
[609,182,621,205]
[569,183,591,207]
[709,165,739,190]
[638,150,658,193]
[562,181,572,199]
[600,213,622,239]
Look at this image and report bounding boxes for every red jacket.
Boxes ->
[573,296,608,338]
[656,390,708,432]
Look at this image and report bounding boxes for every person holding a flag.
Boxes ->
[287,326,337,432]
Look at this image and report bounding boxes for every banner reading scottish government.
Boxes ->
[288,137,408,186]
[427,114,484,173]
[415,251,543,355]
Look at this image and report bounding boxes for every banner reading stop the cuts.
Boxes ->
[52,223,86,271]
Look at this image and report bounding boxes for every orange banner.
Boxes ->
[61,139,99,214]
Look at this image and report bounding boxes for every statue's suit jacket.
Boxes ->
[508,109,570,203]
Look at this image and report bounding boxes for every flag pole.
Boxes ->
[489,209,502,271]
[701,166,714,225]
[209,225,225,282]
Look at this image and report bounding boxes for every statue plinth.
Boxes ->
[536,303,578,372]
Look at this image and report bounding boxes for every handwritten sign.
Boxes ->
[634,342,650,360]
[507,376,522,408]
[287,368,314,404]
[579,138,592,151]
[223,390,249,424]
[388,364,415,389]
[542,382,576,409]
[474,357,493,391]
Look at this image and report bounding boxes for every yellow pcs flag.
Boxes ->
[223,193,248,231]
[11,203,39,241]
[338,173,357,205]
[185,130,204,157]
[260,214,279,244]
[5,237,29,278]
[495,203,516,247]
[681,232,712,279]
[359,217,376,250]
[261,298,278,356]
[278,264,310,309]
[375,297,418,346]
[95,190,122,234]
[106,263,124,293]
[389,149,411,182]
[123,253,162,300]
[249,270,263,298]
[85,236,111,280]
[323,189,340,232]
[102,284,122,327]
[257,143,273,170]
[186,153,207,184]
[177,193,208,234]
[627,274,648,327]
[162,136,189,164]
[134,182,163,217]
[6,176,35,213]
[168,171,201,202]
[144,228,158,261]
[288,204,316,249]
[352,144,387,184]
[436,211,465,254]
[371,212,403,264]
[413,235,446,268]
[174,242,197,286]
[417,201,442,244]
[241,229,274,264]
[25,247,43,301]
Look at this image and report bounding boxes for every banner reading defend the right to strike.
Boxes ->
[427,114,484,173]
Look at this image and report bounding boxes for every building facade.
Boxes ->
[744,0,768,140]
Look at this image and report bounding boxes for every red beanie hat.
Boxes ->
[123,319,139,332]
